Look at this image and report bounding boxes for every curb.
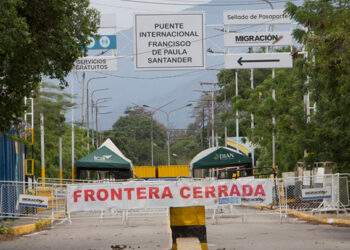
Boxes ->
[10,211,66,235]
[290,211,350,226]
[249,205,350,226]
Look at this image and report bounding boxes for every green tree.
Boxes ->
[32,82,89,179]
[214,51,308,172]
[171,137,201,164]
[216,68,272,139]
[107,106,167,166]
[0,0,99,132]
[286,0,350,172]
[242,58,307,171]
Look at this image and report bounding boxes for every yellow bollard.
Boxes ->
[169,206,207,250]
[72,167,75,184]
[41,167,45,187]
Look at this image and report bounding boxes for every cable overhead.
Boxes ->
[95,63,224,80]
[92,0,302,10]
[119,0,301,7]
[114,18,292,61]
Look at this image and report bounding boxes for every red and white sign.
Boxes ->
[67,179,273,212]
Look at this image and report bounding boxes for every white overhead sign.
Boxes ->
[225,53,293,69]
[74,56,117,71]
[134,12,206,70]
[18,194,48,208]
[224,9,291,25]
[224,31,292,47]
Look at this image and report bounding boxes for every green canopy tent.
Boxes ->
[189,147,252,178]
[75,139,133,179]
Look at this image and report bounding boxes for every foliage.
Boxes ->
[171,137,201,164]
[215,56,310,172]
[107,106,167,166]
[212,1,350,173]
[32,83,89,179]
[0,220,14,234]
[243,58,307,172]
[0,0,99,132]
[285,0,350,172]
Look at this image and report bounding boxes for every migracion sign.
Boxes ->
[134,12,206,70]
[224,31,292,47]
[67,179,273,212]
[18,194,49,208]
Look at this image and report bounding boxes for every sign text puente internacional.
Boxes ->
[134,12,206,70]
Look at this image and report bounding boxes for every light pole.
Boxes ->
[200,82,217,147]
[94,98,111,147]
[146,104,192,166]
[91,88,109,148]
[142,99,176,166]
[96,111,113,146]
[260,0,277,174]
[86,77,106,150]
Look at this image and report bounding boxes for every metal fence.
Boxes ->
[281,173,350,215]
[0,180,67,221]
[36,177,104,184]
[1,174,349,225]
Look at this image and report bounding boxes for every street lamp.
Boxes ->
[93,97,111,147]
[89,88,108,150]
[86,77,106,149]
[142,99,176,166]
[91,89,109,148]
[156,104,192,165]
[96,111,113,146]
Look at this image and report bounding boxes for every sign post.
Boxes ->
[134,12,206,70]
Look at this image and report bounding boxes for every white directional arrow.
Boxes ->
[225,53,293,69]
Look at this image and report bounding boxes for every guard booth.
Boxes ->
[75,139,133,180]
[189,147,252,179]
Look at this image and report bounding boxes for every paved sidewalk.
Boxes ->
[2,206,349,236]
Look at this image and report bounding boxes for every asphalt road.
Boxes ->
[1,210,350,250]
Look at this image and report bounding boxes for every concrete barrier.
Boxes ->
[176,237,201,250]
[169,206,207,250]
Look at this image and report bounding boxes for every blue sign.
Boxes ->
[86,35,117,50]
[219,197,241,205]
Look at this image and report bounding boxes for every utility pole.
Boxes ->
[86,77,106,151]
[59,136,62,187]
[200,82,216,147]
[156,104,192,165]
[81,72,85,125]
[251,68,255,168]
[235,71,239,153]
[71,73,75,183]
[202,106,205,149]
[91,88,109,147]
[143,99,176,166]
[94,98,112,147]
[224,70,228,147]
